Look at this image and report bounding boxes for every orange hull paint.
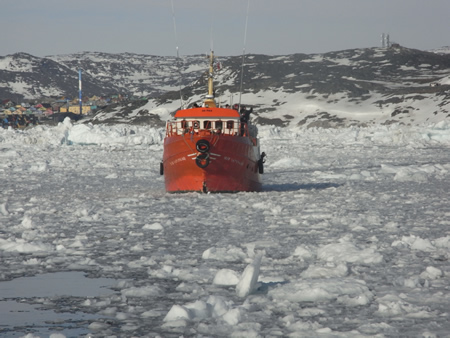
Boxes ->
[163,133,262,193]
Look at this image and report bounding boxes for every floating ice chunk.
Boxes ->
[244,243,256,258]
[163,304,193,322]
[380,164,400,174]
[384,221,400,231]
[82,299,93,306]
[68,239,85,248]
[29,161,48,172]
[121,285,163,297]
[22,230,38,241]
[397,171,428,182]
[202,246,247,262]
[143,222,163,230]
[164,300,212,322]
[420,266,443,280]
[75,208,90,218]
[0,203,9,216]
[222,308,242,325]
[0,238,53,253]
[100,307,117,316]
[435,236,450,249]
[287,320,322,332]
[164,297,234,325]
[375,294,436,318]
[130,243,144,252]
[62,116,73,128]
[88,321,109,330]
[236,252,263,298]
[404,277,422,288]
[357,322,395,336]
[141,309,160,318]
[410,238,435,252]
[301,263,348,279]
[105,173,118,179]
[271,157,303,169]
[348,173,362,180]
[67,124,99,145]
[361,170,371,177]
[207,295,232,318]
[161,318,188,328]
[292,245,315,260]
[269,278,373,304]
[337,293,373,307]
[394,235,436,252]
[317,242,383,264]
[21,215,35,229]
[252,202,267,210]
[289,218,299,225]
[49,333,67,338]
[213,269,240,286]
[184,300,212,319]
[271,205,283,215]
[380,163,436,181]
[298,308,326,318]
[23,258,40,265]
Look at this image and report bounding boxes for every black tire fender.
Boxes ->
[196,139,210,153]
[196,153,210,168]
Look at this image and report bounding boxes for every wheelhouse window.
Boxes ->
[193,121,200,129]
[215,121,223,130]
[181,120,188,129]
[203,120,212,129]
[226,121,234,129]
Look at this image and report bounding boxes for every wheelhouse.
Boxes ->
[165,107,245,137]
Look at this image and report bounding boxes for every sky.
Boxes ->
[1,0,449,57]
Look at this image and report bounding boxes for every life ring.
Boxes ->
[196,139,210,153]
[196,153,210,168]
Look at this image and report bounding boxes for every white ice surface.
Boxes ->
[1,119,450,336]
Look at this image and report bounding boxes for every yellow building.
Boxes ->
[60,106,91,114]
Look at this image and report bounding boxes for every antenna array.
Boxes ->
[381,33,390,48]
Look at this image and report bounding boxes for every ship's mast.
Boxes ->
[238,0,251,111]
[203,51,216,108]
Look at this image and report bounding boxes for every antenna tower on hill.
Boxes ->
[381,33,390,48]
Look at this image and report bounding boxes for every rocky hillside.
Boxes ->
[0,51,208,101]
[92,46,450,127]
[1,47,450,127]
[48,52,207,99]
[0,52,118,99]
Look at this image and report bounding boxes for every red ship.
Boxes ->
[160,52,265,193]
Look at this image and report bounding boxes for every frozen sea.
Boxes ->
[1,119,450,337]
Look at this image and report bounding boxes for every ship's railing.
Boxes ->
[165,119,250,138]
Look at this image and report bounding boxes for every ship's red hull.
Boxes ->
[163,132,262,193]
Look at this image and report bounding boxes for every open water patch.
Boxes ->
[0,271,119,337]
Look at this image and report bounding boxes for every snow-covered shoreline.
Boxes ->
[1,120,450,337]
[2,119,450,148]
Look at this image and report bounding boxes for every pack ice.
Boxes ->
[0,119,450,337]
